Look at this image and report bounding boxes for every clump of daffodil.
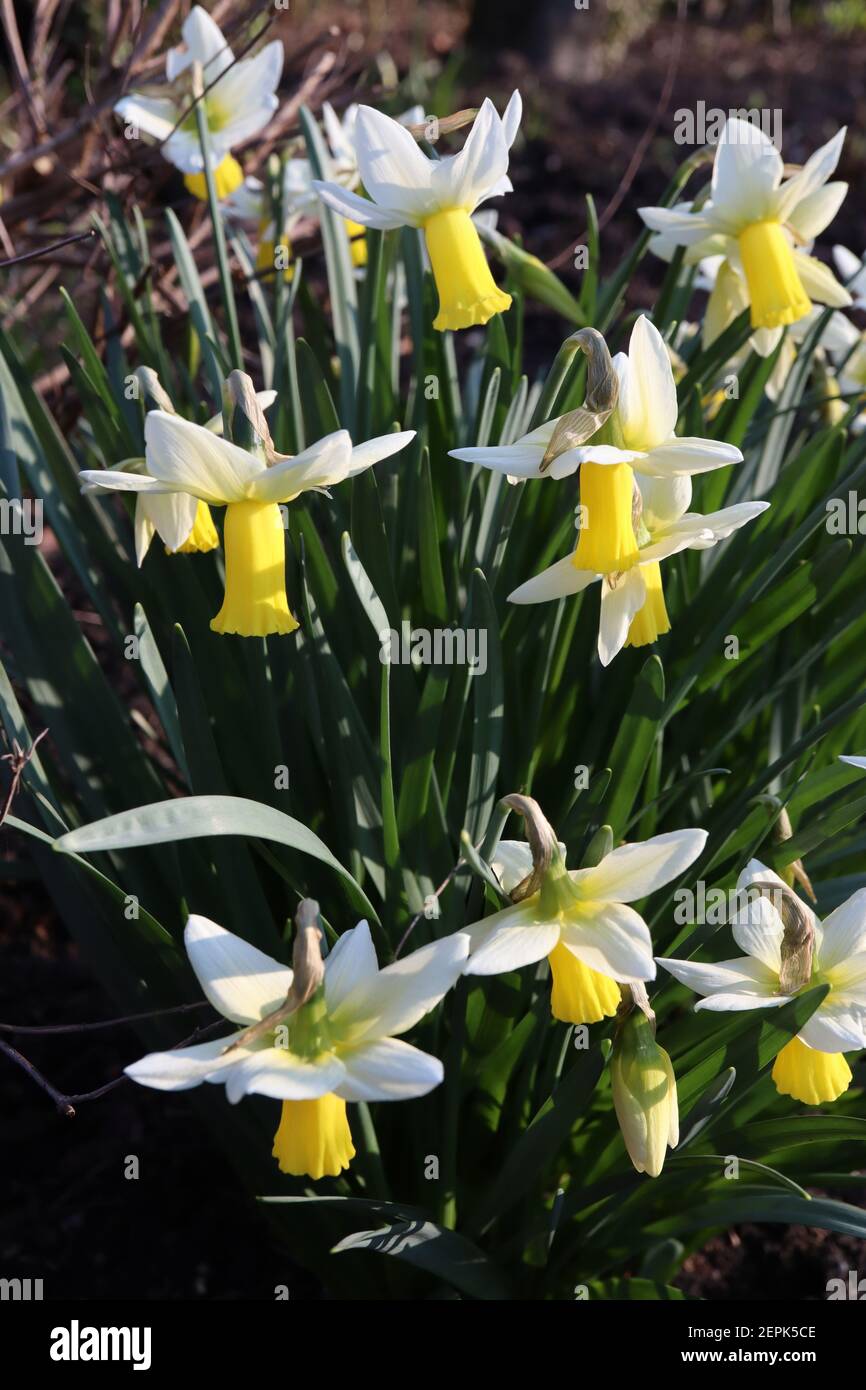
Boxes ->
[658,860,866,1106]
[610,985,679,1178]
[114,5,283,202]
[640,118,851,356]
[125,900,469,1180]
[313,94,522,331]
[462,794,706,1025]
[452,318,753,651]
[80,371,414,637]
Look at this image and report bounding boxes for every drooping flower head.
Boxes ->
[114,6,283,202]
[610,987,679,1178]
[658,860,866,1105]
[313,95,522,331]
[640,119,851,356]
[80,372,414,637]
[125,903,470,1179]
[463,794,707,1026]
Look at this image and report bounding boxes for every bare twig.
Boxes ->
[0,228,96,269]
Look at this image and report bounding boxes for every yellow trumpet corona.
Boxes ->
[573,462,639,575]
[210,499,299,637]
[738,220,811,331]
[272,1094,356,1179]
[626,561,671,648]
[548,939,621,1024]
[184,154,245,202]
[771,1035,852,1106]
[423,208,511,332]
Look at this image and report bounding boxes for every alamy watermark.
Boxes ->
[0,497,42,545]
[379,621,487,675]
[674,102,782,149]
[673,881,785,925]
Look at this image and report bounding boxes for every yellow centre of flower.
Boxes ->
[771,1035,852,1105]
[737,220,811,331]
[422,208,511,332]
[346,219,368,268]
[573,462,639,575]
[184,154,245,202]
[272,1094,356,1178]
[625,561,671,648]
[547,940,621,1024]
[169,500,219,555]
[210,499,299,638]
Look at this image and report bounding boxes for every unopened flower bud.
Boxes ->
[611,999,679,1178]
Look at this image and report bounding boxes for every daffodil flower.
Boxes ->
[464,826,706,1026]
[508,473,767,665]
[114,5,283,202]
[658,859,866,1105]
[125,914,469,1179]
[640,119,851,354]
[313,94,522,331]
[80,406,414,637]
[451,316,743,576]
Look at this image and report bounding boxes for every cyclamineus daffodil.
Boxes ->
[80,372,414,637]
[610,986,679,1178]
[114,5,283,202]
[125,902,469,1179]
[313,94,521,331]
[463,794,706,1026]
[640,118,851,355]
[509,473,768,666]
[658,860,866,1105]
[451,318,743,579]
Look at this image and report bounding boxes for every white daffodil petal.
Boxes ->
[502,90,522,148]
[145,410,263,503]
[139,491,199,554]
[167,5,233,82]
[509,555,598,605]
[638,206,716,246]
[336,1037,443,1101]
[775,127,846,224]
[312,180,408,230]
[124,1034,246,1091]
[794,253,853,308]
[598,569,646,667]
[711,117,783,225]
[333,931,470,1041]
[639,436,744,477]
[449,444,545,479]
[208,40,283,133]
[114,95,179,143]
[224,1049,346,1105]
[817,889,866,971]
[561,901,655,983]
[354,105,436,222]
[248,430,352,503]
[833,244,866,294]
[695,990,789,1012]
[464,914,561,976]
[574,829,707,904]
[787,182,848,244]
[184,915,292,1025]
[79,468,180,494]
[443,98,509,211]
[729,893,786,973]
[134,503,156,567]
[798,997,866,1053]
[621,315,679,448]
[324,920,380,1016]
[695,501,770,539]
[348,431,416,476]
[657,954,778,999]
[736,858,820,951]
[840,755,866,771]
